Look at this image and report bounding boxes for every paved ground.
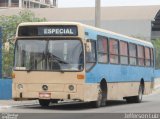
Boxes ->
[154,77,160,89]
[0,80,160,110]
[0,87,160,113]
[0,86,160,119]
[0,100,38,107]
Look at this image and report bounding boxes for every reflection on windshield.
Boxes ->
[15,39,84,71]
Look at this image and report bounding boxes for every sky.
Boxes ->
[58,0,160,8]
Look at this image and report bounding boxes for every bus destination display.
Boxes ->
[18,25,78,36]
[38,26,78,36]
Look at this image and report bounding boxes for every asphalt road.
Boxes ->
[0,89,160,119]
[0,89,160,114]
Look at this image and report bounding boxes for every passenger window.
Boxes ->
[86,40,96,71]
[97,36,108,63]
[120,41,128,65]
[145,47,151,66]
[150,48,154,67]
[129,43,137,65]
[109,39,119,64]
[137,45,145,66]
[86,41,96,63]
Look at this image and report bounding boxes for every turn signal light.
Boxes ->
[77,74,84,79]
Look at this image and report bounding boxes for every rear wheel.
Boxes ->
[126,84,143,103]
[39,99,50,107]
[135,84,143,103]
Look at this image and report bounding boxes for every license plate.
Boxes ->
[39,93,51,99]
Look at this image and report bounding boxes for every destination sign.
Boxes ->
[18,25,78,36]
[43,28,74,35]
[38,26,77,36]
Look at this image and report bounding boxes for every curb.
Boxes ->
[0,103,39,109]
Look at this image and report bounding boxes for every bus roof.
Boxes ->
[18,22,153,47]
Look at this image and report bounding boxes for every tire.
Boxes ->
[91,88,106,108]
[39,99,50,107]
[135,84,143,103]
[126,84,143,103]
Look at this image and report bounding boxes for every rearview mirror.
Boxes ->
[86,41,92,52]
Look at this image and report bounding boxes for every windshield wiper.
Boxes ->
[49,54,69,64]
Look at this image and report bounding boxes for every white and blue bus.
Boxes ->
[12,22,154,108]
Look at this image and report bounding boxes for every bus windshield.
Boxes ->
[14,39,84,71]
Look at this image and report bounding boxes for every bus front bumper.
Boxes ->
[12,83,99,102]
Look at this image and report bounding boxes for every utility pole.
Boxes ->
[8,0,11,7]
[95,0,101,28]
[19,0,22,8]
[28,0,30,8]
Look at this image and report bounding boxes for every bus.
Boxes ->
[12,22,154,108]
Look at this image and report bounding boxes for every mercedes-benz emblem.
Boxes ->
[42,85,48,91]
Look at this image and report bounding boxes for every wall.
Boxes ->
[154,70,160,89]
[151,31,160,39]
[101,20,152,41]
[0,27,2,79]
[66,20,152,41]
[0,79,12,99]
[0,27,12,100]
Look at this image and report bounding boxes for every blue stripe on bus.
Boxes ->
[86,64,154,83]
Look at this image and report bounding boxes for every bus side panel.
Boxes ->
[84,28,154,100]
[85,64,153,100]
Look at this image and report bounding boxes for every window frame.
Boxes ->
[85,39,97,72]
[109,38,119,64]
[119,40,129,65]
[150,48,154,67]
[137,45,145,67]
[144,47,151,67]
[97,35,109,64]
[129,43,137,66]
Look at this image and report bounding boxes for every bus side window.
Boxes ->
[109,39,119,64]
[137,45,145,66]
[86,40,96,71]
[150,48,154,67]
[97,35,108,63]
[86,40,96,62]
[120,41,128,65]
[129,43,137,66]
[145,47,151,67]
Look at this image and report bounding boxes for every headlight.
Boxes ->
[17,84,23,90]
[68,85,74,91]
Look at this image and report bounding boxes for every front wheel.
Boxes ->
[39,99,50,107]
[91,88,106,108]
